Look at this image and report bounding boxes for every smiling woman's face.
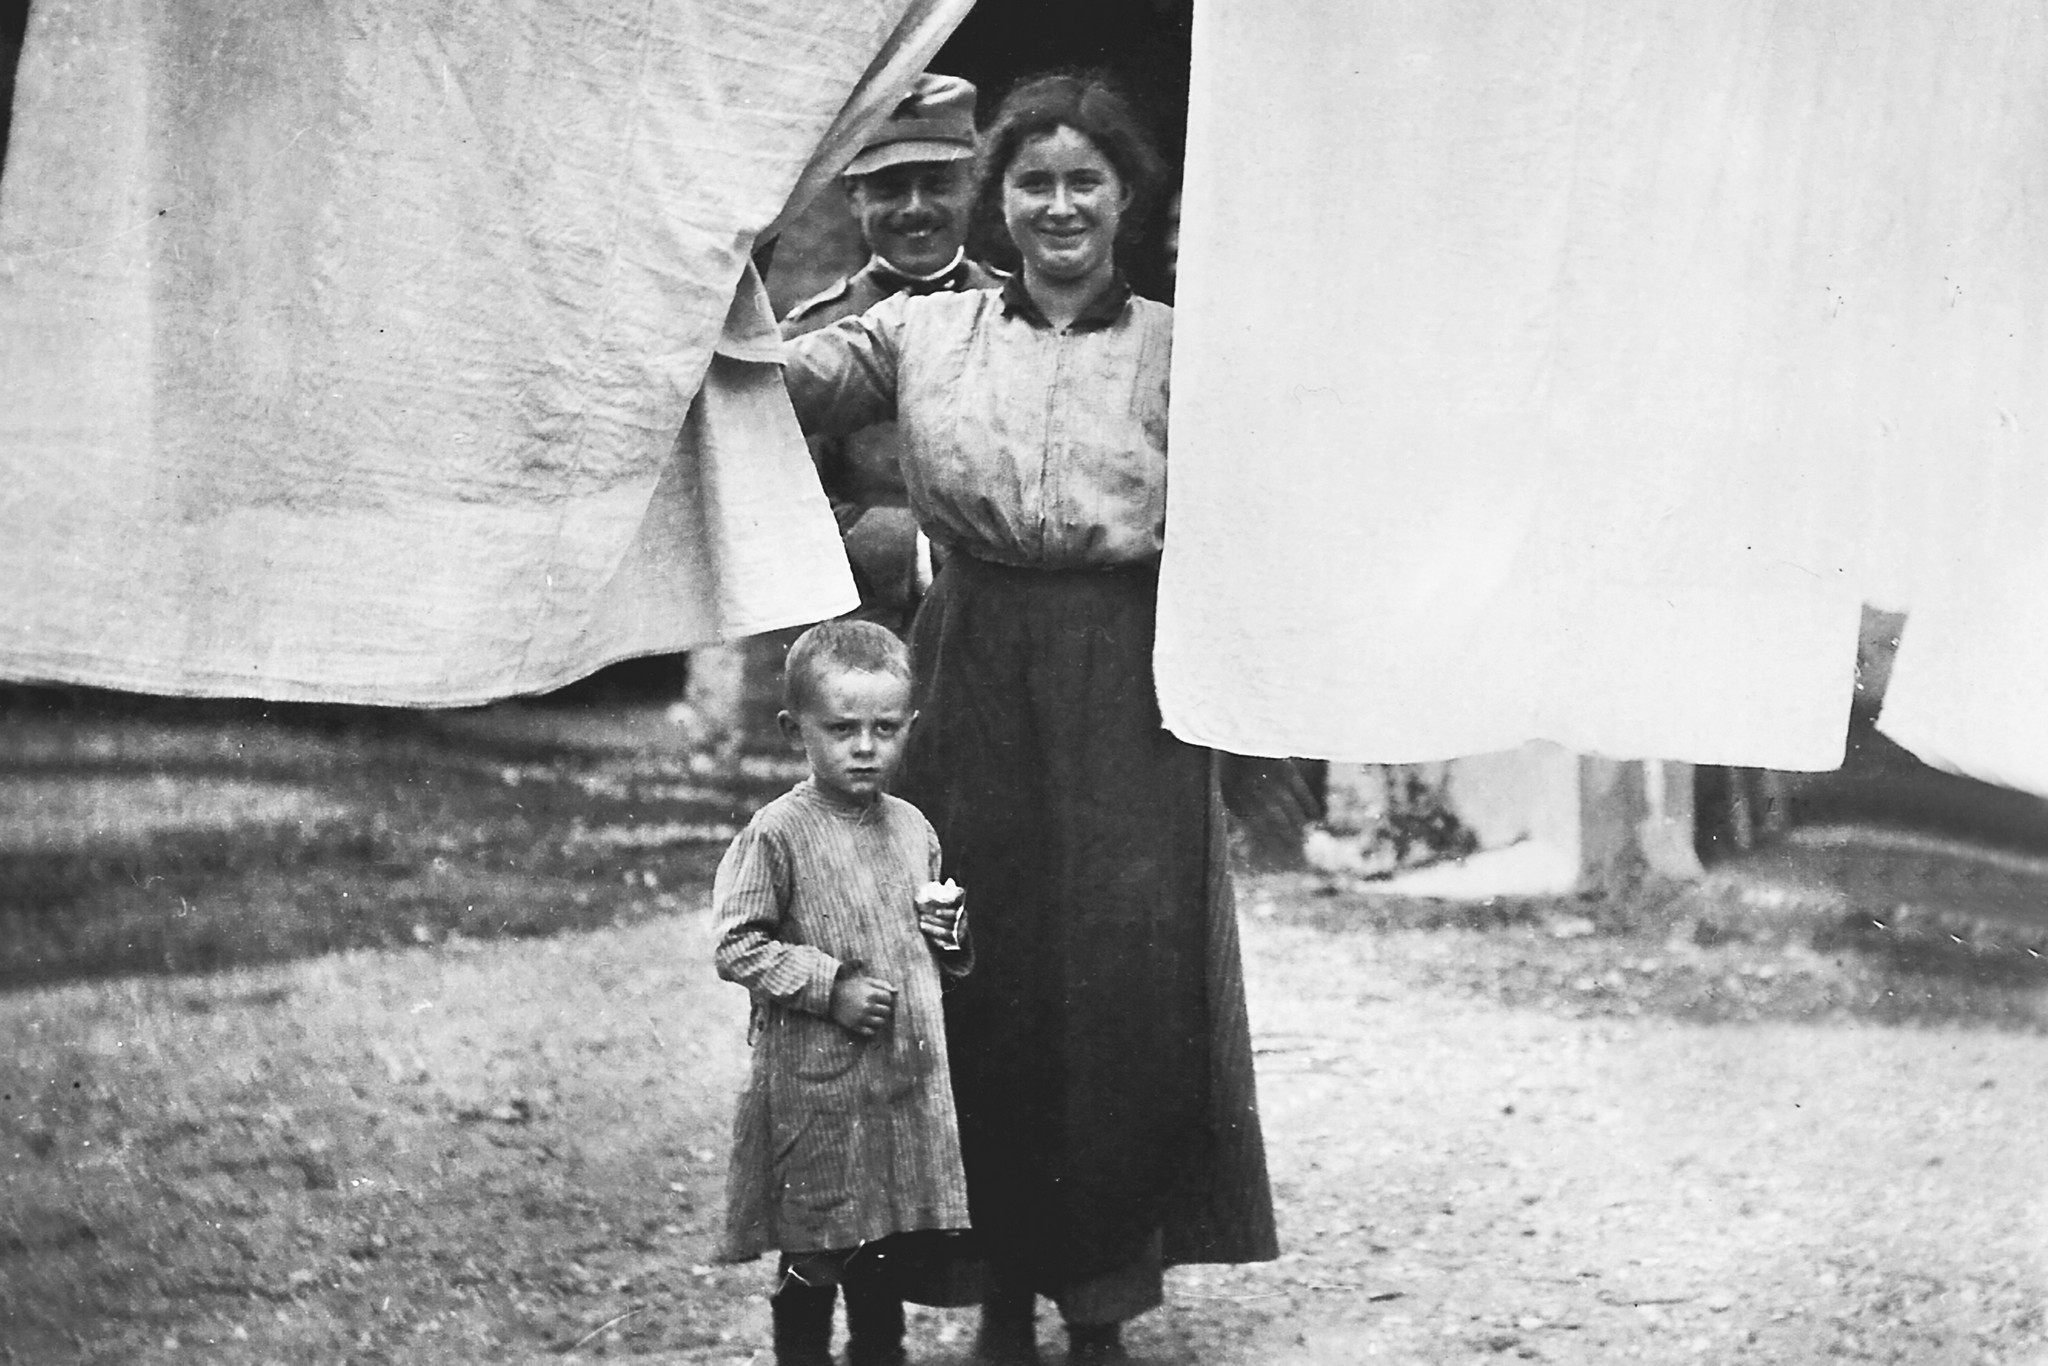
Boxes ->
[1001,125,1130,291]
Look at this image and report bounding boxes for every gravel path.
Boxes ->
[1185,904,2048,1365]
[7,876,2047,1365]
[5,694,2047,1364]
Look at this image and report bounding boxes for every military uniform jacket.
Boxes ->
[713,780,972,1259]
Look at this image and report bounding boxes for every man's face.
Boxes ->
[846,159,974,278]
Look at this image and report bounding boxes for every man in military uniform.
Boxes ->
[781,73,1001,635]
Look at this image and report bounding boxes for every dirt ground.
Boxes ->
[4,695,2048,1365]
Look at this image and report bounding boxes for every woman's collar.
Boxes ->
[999,272,1133,331]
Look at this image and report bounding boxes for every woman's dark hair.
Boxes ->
[973,71,1168,273]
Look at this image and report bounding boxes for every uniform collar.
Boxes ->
[999,272,1133,332]
[859,249,975,296]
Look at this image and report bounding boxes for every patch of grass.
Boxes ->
[1271,874,2048,1033]
[0,703,793,990]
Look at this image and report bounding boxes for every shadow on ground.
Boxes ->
[1258,855,2048,1035]
[7,681,2047,1035]
[0,684,798,990]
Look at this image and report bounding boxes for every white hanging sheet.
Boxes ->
[0,0,968,706]
[1870,275,2048,798]
[1158,0,2047,773]
[1878,532,2048,799]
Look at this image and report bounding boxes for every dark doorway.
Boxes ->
[766,1,1193,316]
[933,0,1193,163]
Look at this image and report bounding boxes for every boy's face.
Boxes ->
[779,668,916,805]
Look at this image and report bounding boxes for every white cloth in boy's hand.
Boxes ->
[915,879,966,952]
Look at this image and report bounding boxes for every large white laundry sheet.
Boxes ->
[1870,324,2048,797]
[1158,0,2047,772]
[0,0,969,706]
[1878,491,2048,799]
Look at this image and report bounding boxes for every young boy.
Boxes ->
[713,620,970,1366]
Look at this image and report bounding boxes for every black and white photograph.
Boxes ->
[4,2,2047,1363]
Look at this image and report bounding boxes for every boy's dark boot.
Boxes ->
[972,1275,1041,1366]
[841,1263,907,1366]
[770,1278,838,1366]
[1064,1322,1128,1365]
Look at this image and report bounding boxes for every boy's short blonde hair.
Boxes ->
[782,620,913,714]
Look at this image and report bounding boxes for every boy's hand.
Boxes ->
[916,879,966,951]
[828,975,896,1037]
[917,902,967,951]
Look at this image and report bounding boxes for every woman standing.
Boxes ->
[781,73,1277,1363]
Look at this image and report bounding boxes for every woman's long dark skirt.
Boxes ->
[898,553,1279,1296]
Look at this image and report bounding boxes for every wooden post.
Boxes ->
[1578,756,1704,888]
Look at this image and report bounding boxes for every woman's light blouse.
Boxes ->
[780,280,1173,570]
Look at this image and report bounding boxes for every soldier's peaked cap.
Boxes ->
[844,73,979,178]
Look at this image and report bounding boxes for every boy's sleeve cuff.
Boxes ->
[792,952,846,1016]
[937,917,973,979]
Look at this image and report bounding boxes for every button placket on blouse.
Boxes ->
[1038,326,1072,562]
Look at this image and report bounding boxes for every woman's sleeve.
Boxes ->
[780,293,908,439]
[712,823,842,1016]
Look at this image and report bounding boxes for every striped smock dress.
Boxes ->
[713,780,971,1260]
